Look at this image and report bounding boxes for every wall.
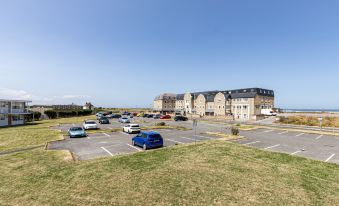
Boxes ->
[0,114,8,127]
[195,94,206,116]
[214,92,226,116]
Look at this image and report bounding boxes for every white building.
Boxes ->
[0,99,31,127]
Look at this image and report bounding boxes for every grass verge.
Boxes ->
[0,117,338,205]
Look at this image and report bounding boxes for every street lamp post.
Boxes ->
[227,94,234,121]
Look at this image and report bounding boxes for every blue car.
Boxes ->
[68,127,87,138]
[132,131,164,150]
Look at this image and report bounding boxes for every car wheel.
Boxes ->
[143,144,147,150]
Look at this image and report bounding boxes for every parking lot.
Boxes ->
[49,117,339,164]
[50,117,220,160]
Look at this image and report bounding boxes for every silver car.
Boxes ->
[119,117,130,123]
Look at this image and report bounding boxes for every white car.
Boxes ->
[123,124,141,134]
[83,120,99,130]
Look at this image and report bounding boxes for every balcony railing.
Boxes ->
[0,108,9,114]
[0,108,29,114]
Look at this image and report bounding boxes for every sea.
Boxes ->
[283,109,339,113]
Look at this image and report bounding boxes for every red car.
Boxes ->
[160,115,171,119]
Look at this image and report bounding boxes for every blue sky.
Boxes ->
[1,0,339,109]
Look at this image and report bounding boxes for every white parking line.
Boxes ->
[264,144,280,149]
[166,139,184,144]
[179,136,201,141]
[315,135,323,140]
[278,131,288,135]
[263,130,274,133]
[101,147,114,156]
[243,141,260,145]
[195,135,214,139]
[126,143,142,151]
[291,150,301,155]
[325,154,335,162]
[296,133,304,137]
[103,133,110,137]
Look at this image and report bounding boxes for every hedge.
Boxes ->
[45,110,93,119]
[25,112,42,122]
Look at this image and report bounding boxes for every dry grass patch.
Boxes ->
[278,116,339,127]
[202,132,244,141]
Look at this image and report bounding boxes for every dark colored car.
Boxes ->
[109,114,122,119]
[122,111,131,116]
[160,115,171,119]
[99,117,110,124]
[174,115,188,121]
[142,114,149,118]
[132,131,164,150]
[147,114,154,118]
[153,114,161,119]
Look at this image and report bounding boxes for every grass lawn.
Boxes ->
[0,116,338,205]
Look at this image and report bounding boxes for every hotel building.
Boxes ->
[154,88,275,120]
[0,99,31,127]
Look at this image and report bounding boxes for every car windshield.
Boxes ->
[101,118,108,120]
[70,127,83,131]
[149,134,162,139]
[122,118,128,120]
[86,121,96,124]
[131,125,139,128]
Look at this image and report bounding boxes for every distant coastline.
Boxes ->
[283,109,339,113]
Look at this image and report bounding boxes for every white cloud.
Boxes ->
[0,88,92,104]
[0,88,33,100]
[59,95,93,99]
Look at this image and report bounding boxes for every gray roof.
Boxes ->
[154,93,176,101]
[176,94,184,100]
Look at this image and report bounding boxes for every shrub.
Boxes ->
[231,127,239,136]
[155,122,166,126]
[24,112,42,122]
[45,110,57,119]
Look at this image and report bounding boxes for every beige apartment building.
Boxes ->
[153,88,275,120]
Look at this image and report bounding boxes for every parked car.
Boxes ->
[147,114,154,118]
[137,113,144,117]
[174,115,188,121]
[83,120,99,130]
[130,114,134,118]
[160,115,171,119]
[122,111,131,116]
[153,114,161,119]
[68,127,87,138]
[96,113,104,120]
[132,131,163,150]
[123,124,141,134]
[108,114,122,119]
[119,117,130,123]
[142,113,149,118]
[98,117,110,124]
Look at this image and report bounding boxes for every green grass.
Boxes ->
[0,116,338,205]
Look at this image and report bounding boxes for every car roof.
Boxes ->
[129,124,139,126]
[142,131,160,135]
[85,120,96,122]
